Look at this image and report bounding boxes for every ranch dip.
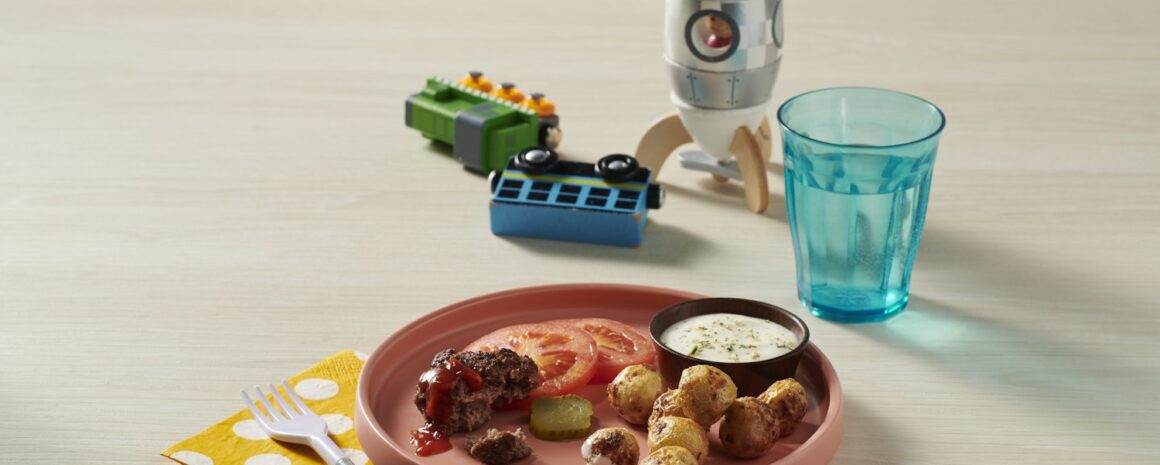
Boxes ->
[660,313,798,362]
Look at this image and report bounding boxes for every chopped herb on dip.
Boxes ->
[660,313,798,362]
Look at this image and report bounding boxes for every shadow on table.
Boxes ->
[419,139,458,160]
[662,180,789,223]
[500,220,711,267]
[917,222,1155,319]
[844,295,1154,439]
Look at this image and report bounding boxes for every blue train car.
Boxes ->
[488,148,664,247]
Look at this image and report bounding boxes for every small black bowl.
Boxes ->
[649,297,811,397]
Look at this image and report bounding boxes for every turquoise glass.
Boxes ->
[777,88,946,323]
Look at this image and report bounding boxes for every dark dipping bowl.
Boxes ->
[649,297,811,397]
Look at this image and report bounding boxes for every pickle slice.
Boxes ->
[528,394,593,441]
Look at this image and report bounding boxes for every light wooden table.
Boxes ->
[2,0,1158,463]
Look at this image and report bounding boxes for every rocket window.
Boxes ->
[685,10,739,63]
[772,0,785,48]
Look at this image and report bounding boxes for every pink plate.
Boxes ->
[355,284,844,465]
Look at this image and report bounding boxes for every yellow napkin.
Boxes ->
[163,351,375,465]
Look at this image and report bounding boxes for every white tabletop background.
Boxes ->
[1,0,1158,463]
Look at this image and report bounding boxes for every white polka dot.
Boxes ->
[342,449,369,465]
[171,451,213,465]
[321,413,353,434]
[244,454,290,465]
[294,378,339,400]
[353,351,369,361]
[231,419,268,440]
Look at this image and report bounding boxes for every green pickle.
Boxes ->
[528,394,593,440]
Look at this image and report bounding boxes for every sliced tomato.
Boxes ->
[561,318,657,384]
[464,323,598,409]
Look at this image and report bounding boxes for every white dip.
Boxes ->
[660,313,799,362]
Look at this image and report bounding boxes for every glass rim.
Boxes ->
[776,86,947,150]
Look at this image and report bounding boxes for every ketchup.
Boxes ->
[410,423,452,456]
[409,356,484,456]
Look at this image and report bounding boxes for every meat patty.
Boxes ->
[414,348,539,433]
[432,348,539,408]
[465,428,533,465]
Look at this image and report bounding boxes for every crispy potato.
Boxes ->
[640,446,699,465]
[607,364,665,425]
[581,427,639,465]
[675,365,737,429]
[648,416,708,464]
[718,397,779,459]
[648,389,691,429]
[758,378,809,434]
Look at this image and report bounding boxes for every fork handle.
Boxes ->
[308,435,352,465]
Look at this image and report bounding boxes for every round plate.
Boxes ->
[355,284,844,465]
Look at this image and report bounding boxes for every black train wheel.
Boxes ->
[647,184,665,210]
[514,147,558,173]
[595,154,640,182]
[488,170,503,193]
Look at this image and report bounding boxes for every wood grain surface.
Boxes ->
[1,0,1158,463]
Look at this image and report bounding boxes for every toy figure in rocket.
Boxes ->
[635,0,785,213]
[705,15,734,48]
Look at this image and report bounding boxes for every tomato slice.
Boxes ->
[561,318,657,384]
[464,323,598,409]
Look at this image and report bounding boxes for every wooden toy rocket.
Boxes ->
[635,0,785,213]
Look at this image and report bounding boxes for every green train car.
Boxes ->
[405,76,561,173]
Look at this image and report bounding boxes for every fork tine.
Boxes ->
[241,388,273,428]
[270,383,299,417]
[283,380,311,415]
[254,385,286,420]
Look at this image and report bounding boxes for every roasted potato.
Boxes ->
[648,416,708,464]
[758,378,808,435]
[675,365,737,429]
[718,397,779,459]
[607,364,665,425]
[648,389,691,428]
[581,427,639,465]
[640,446,699,465]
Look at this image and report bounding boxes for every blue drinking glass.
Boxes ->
[777,88,946,323]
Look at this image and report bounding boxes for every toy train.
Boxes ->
[406,72,562,173]
[488,148,664,247]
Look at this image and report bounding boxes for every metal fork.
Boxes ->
[242,381,354,465]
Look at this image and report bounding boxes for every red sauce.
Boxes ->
[410,423,452,456]
[409,356,484,456]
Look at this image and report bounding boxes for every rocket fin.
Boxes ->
[730,126,770,214]
[634,111,693,178]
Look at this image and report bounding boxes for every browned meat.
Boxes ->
[437,348,540,408]
[414,348,539,433]
[465,428,533,465]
